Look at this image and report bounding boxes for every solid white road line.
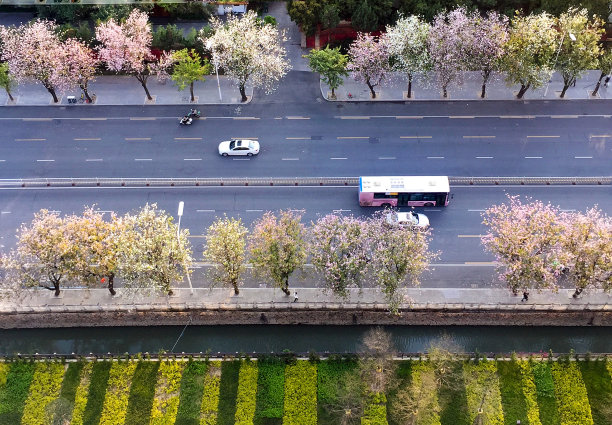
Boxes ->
[183,158,203,161]
[85,159,103,162]
[525,156,543,159]
[330,157,347,160]
[134,158,152,161]
[574,156,593,159]
[476,156,493,159]
[36,159,54,162]
[427,156,444,159]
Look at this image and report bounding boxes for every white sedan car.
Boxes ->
[218,139,260,157]
[385,211,430,229]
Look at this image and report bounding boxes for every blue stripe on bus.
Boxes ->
[359,176,362,192]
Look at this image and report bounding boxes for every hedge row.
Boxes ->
[234,360,258,425]
[463,360,504,425]
[0,362,35,424]
[20,362,65,425]
[283,361,317,425]
[70,362,93,425]
[579,360,612,425]
[200,361,222,425]
[517,361,543,425]
[255,358,285,424]
[409,361,441,425]
[124,361,159,425]
[149,360,186,425]
[175,361,208,425]
[551,362,594,425]
[99,361,137,425]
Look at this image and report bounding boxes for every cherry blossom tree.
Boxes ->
[0,62,16,102]
[427,8,470,98]
[591,47,612,97]
[309,214,369,298]
[462,11,509,99]
[347,33,390,99]
[555,8,603,98]
[0,20,71,103]
[559,208,612,297]
[96,9,157,101]
[502,12,557,99]
[203,215,248,295]
[203,11,291,103]
[249,210,307,295]
[481,196,565,295]
[63,38,100,103]
[385,14,430,99]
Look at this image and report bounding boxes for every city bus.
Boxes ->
[358,176,451,207]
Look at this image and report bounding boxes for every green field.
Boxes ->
[0,356,610,425]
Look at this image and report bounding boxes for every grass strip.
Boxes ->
[69,362,93,425]
[200,361,222,425]
[551,362,594,425]
[532,361,560,425]
[438,362,469,425]
[387,361,413,425]
[149,360,186,425]
[175,361,208,425]
[234,360,258,425]
[124,360,160,425]
[362,392,389,425]
[217,360,241,425]
[516,361,542,425]
[0,361,35,425]
[20,362,65,425]
[410,362,441,425]
[82,361,112,425]
[316,358,358,425]
[255,358,285,425]
[53,361,84,423]
[579,360,612,425]
[99,361,138,425]
[283,360,317,425]
[497,360,528,425]
[463,360,504,425]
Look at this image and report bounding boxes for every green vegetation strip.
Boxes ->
[124,360,160,425]
[82,361,112,425]
[218,360,241,425]
[99,361,137,425]
[283,361,317,425]
[438,362,469,425]
[234,360,258,425]
[0,362,36,425]
[53,361,84,423]
[255,358,285,425]
[517,361,542,425]
[578,360,612,425]
[149,360,186,425]
[551,362,594,425]
[362,392,389,425]
[70,362,93,425]
[20,362,65,425]
[463,360,504,425]
[175,361,208,425]
[200,361,222,425]
[497,360,529,425]
[532,361,561,425]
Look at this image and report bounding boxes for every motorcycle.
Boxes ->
[179,116,193,125]
[188,109,201,118]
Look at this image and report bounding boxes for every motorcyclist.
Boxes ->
[188,109,200,118]
[180,116,192,125]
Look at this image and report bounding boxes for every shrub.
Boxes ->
[532,361,560,425]
[69,362,93,425]
[283,361,317,425]
[124,361,160,425]
[175,361,208,425]
[82,361,112,425]
[0,362,9,389]
[234,360,258,425]
[0,362,36,424]
[550,362,594,425]
[99,361,137,425]
[20,362,65,425]
[255,359,285,424]
[497,360,528,425]
[149,361,186,425]
[462,360,504,425]
[200,361,222,425]
[578,360,612,425]
[218,360,241,425]
[152,24,187,52]
[516,361,543,425]
[362,392,388,425]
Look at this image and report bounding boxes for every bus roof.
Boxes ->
[359,176,450,193]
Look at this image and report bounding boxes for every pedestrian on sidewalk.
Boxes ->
[604,75,610,88]
[293,291,298,303]
[521,291,529,302]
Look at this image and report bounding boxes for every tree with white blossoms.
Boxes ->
[63,38,100,103]
[0,20,71,103]
[559,208,612,297]
[502,12,557,99]
[385,14,430,99]
[462,10,509,99]
[591,47,612,96]
[367,212,436,313]
[119,203,192,295]
[203,10,291,103]
[203,215,248,295]
[554,8,603,98]
[309,214,369,298]
[249,210,307,296]
[481,195,565,295]
[427,8,471,98]
[347,33,390,99]
[96,9,159,101]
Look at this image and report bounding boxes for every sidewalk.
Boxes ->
[321,70,612,101]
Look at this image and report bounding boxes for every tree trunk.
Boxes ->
[366,80,376,99]
[442,85,448,98]
[137,75,153,101]
[281,277,290,296]
[239,83,248,102]
[516,83,530,99]
[45,85,59,103]
[190,81,195,102]
[591,72,605,97]
[107,274,116,296]
[480,69,491,99]
[560,84,570,98]
[80,83,92,103]
[233,282,240,295]
[331,87,335,98]
[51,279,60,296]
[5,88,14,102]
[407,74,412,99]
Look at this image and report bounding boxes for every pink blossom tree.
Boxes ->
[427,8,470,98]
[347,33,390,99]
[96,9,157,101]
[481,195,565,295]
[462,11,509,99]
[0,20,71,103]
[64,38,100,103]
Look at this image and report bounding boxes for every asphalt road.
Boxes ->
[1,184,609,288]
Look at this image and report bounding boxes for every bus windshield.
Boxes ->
[359,176,450,207]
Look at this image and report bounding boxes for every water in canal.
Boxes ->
[1,325,611,355]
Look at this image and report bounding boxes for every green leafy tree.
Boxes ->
[591,47,612,96]
[351,0,379,32]
[554,8,603,98]
[0,62,16,102]
[305,46,348,98]
[287,0,324,37]
[249,210,307,296]
[203,215,248,295]
[171,49,212,102]
[152,24,187,51]
[321,3,341,31]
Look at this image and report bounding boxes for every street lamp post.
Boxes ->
[544,31,576,97]
[213,54,222,102]
[177,201,194,295]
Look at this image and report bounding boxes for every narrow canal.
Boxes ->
[1,325,611,355]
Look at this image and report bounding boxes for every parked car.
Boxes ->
[218,139,260,157]
[385,211,429,229]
